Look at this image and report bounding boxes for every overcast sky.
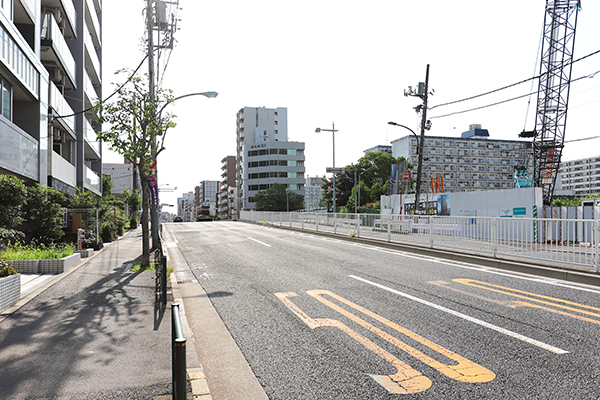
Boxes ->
[102,1,600,210]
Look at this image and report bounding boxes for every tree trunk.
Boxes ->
[138,164,151,268]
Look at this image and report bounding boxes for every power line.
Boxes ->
[430,68,600,120]
[428,48,600,112]
[54,54,149,120]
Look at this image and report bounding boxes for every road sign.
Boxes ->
[402,171,410,181]
[326,167,346,173]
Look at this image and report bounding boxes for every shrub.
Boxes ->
[0,259,20,277]
[129,215,138,229]
[0,243,75,260]
[100,223,115,243]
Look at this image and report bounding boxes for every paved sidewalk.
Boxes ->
[0,229,176,399]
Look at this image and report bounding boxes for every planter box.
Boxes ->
[0,273,20,312]
[38,253,81,274]
[11,259,39,274]
[75,249,94,258]
[10,253,81,274]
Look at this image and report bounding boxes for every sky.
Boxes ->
[102,1,600,211]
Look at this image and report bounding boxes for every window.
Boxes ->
[1,76,11,120]
[287,149,297,156]
[288,160,297,167]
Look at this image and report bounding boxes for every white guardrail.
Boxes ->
[240,211,600,273]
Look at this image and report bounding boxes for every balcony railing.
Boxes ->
[84,165,100,193]
[83,23,101,86]
[49,82,75,135]
[51,151,76,187]
[0,117,39,181]
[41,12,76,86]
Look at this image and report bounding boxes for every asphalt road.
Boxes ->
[166,221,600,399]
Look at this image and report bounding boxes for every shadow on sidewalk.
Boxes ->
[0,244,173,399]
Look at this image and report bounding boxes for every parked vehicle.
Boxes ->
[173,216,183,222]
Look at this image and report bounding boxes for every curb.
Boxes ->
[168,271,213,400]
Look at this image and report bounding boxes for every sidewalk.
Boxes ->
[0,229,177,399]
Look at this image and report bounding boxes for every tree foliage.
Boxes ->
[93,71,176,267]
[321,152,409,211]
[23,185,66,244]
[0,175,27,244]
[255,183,304,211]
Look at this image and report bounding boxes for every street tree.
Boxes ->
[255,183,304,211]
[321,152,409,211]
[93,71,175,267]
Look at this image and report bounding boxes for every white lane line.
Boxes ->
[247,237,272,247]
[349,274,569,354]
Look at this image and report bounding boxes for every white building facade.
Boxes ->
[391,126,533,193]
[0,0,103,196]
[236,107,305,210]
[558,156,600,196]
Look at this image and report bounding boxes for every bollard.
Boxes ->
[172,303,187,400]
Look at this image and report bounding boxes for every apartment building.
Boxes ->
[558,156,600,196]
[304,175,324,210]
[363,145,392,154]
[391,125,533,192]
[0,0,103,195]
[217,155,236,219]
[236,107,305,210]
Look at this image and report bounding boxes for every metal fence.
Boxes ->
[241,211,600,273]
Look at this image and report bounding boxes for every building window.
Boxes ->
[1,76,12,120]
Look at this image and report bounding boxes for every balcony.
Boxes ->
[51,151,76,187]
[84,165,100,194]
[49,82,75,136]
[0,117,39,181]
[85,0,101,49]
[83,71,99,118]
[41,12,76,89]
[83,23,101,86]
[83,118,100,161]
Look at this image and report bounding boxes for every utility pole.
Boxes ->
[147,0,159,249]
[404,64,431,214]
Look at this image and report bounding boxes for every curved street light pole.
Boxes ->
[388,121,423,212]
[151,91,218,246]
[316,123,339,212]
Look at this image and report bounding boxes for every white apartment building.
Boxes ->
[0,0,103,195]
[236,107,306,210]
[304,175,324,210]
[391,125,533,192]
[558,156,600,196]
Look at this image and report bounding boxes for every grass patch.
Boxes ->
[0,243,76,260]
[130,261,173,275]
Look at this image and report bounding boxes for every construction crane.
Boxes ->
[524,0,581,204]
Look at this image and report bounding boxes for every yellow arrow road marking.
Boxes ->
[275,291,495,393]
[307,290,495,384]
[275,292,431,394]
[454,279,600,322]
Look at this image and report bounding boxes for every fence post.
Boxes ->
[172,303,187,400]
[387,216,391,242]
[592,219,600,273]
[492,218,498,258]
[429,216,434,248]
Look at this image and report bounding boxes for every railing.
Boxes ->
[241,211,600,273]
[155,239,168,306]
[171,303,187,400]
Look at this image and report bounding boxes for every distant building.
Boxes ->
[304,175,325,210]
[364,145,392,154]
[391,125,533,192]
[218,156,237,219]
[236,107,306,210]
[104,164,134,198]
[558,156,600,196]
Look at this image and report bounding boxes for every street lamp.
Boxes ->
[151,91,218,247]
[315,123,339,213]
[388,121,424,213]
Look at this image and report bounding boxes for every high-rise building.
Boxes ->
[236,107,305,210]
[391,125,533,192]
[218,156,236,219]
[0,0,103,195]
[558,156,600,196]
